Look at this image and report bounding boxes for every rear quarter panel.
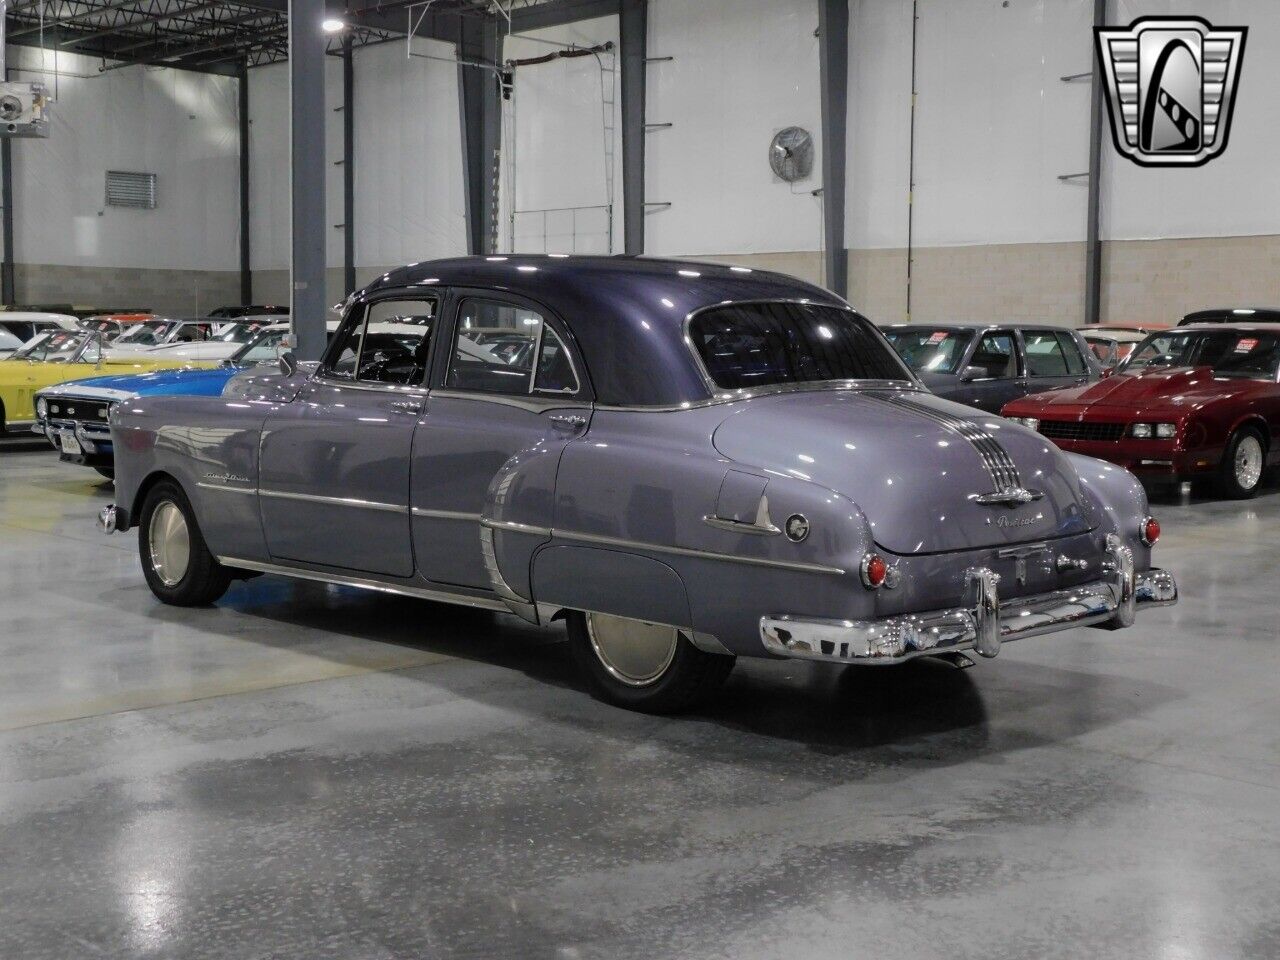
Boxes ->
[112,394,273,560]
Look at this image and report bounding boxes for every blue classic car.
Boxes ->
[33,325,301,477]
[99,257,1176,712]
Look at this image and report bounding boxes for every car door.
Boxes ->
[257,293,439,578]
[411,289,591,590]
[952,329,1024,412]
[1021,329,1090,397]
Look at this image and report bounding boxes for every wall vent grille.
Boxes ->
[105,170,157,209]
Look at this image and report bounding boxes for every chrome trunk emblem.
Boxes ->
[973,487,1044,507]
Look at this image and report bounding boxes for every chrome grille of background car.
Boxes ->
[45,398,113,424]
[879,394,1023,493]
[1038,420,1126,442]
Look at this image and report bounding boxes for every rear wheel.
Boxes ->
[566,611,734,713]
[138,480,231,606]
[1215,427,1266,500]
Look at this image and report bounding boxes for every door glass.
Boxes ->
[446,298,544,395]
[324,297,437,384]
[1023,332,1071,377]
[970,332,1017,379]
[534,326,580,394]
[1055,332,1088,375]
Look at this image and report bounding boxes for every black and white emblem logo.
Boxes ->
[1095,16,1247,167]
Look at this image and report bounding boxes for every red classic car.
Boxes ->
[1002,324,1280,499]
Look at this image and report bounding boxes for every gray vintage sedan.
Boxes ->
[99,257,1176,713]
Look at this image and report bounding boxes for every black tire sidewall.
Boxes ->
[1218,427,1266,500]
[566,611,733,714]
[137,480,229,606]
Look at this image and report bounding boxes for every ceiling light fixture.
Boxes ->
[322,18,347,33]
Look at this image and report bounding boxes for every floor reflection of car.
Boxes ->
[883,322,1102,413]
[101,256,1175,714]
[0,330,217,434]
[1003,323,1280,499]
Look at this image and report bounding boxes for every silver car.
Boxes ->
[100,257,1176,713]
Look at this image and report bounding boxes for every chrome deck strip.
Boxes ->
[874,393,1023,493]
[216,556,510,611]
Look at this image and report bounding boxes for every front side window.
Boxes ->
[967,332,1018,379]
[325,297,437,385]
[688,303,909,391]
[883,328,970,375]
[447,298,579,396]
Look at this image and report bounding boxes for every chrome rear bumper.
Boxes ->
[760,536,1177,665]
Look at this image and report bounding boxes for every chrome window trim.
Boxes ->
[592,379,923,413]
[532,324,582,396]
[681,298,919,400]
[215,556,510,612]
[309,375,430,397]
[257,489,408,514]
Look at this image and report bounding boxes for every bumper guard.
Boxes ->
[760,535,1177,665]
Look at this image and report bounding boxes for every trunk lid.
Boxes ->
[712,389,1099,555]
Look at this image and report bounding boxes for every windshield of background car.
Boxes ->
[212,321,272,344]
[114,320,178,345]
[688,303,911,390]
[882,328,969,374]
[1121,331,1280,379]
[232,329,287,364]
[13,331,86,362]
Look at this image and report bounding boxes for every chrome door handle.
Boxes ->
[549,413,587,431]
[389,399,423,415]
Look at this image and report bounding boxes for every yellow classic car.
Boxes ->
[0,330,218,433]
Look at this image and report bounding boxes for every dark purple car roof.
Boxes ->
[362,255,845,406]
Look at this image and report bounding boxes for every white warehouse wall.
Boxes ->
[5,47,241,313]
[847,0,1280,326]
[248,39,466,305]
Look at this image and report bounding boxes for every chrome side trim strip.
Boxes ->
[411,507,482,521]
[216,556,511,612]
[551,528,845,576]
[196,482,258,495]
[481,518,554,537]
[257,489,408,514]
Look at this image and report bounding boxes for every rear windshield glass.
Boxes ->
[688,303,911,390]
[883,328,969,374]
[1121,331,1280,379]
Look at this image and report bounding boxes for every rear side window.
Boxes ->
[969,332,1017,379]
[1055,332,1088,375]
[446,298,580,397]
[1023,331,1071,377]
[687,302,909,390]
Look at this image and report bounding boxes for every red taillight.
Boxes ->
[861,553,888,589]
[1141,517,1160,546]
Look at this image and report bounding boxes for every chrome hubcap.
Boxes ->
[586,613,679,687]
[1235,436,1263,490]
[148,501,191,587]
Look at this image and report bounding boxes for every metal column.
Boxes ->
[238,61,252,305]
[288,0,327,359]
[1,58,14,305]
[458,17,502,256]
[1084,0,1108,325]
[818,0,849,298]
[343,35,355,294]
[619,0,646,255]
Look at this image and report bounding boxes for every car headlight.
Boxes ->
[1130,422,1176,439]
[35,397,47,418]
[1007,416,1039,431]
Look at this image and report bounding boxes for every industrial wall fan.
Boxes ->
[768,126,814,182]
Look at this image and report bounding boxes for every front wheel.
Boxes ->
[138,480,231,606]
[1216,427,1267,499]
[566,611,734,713]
